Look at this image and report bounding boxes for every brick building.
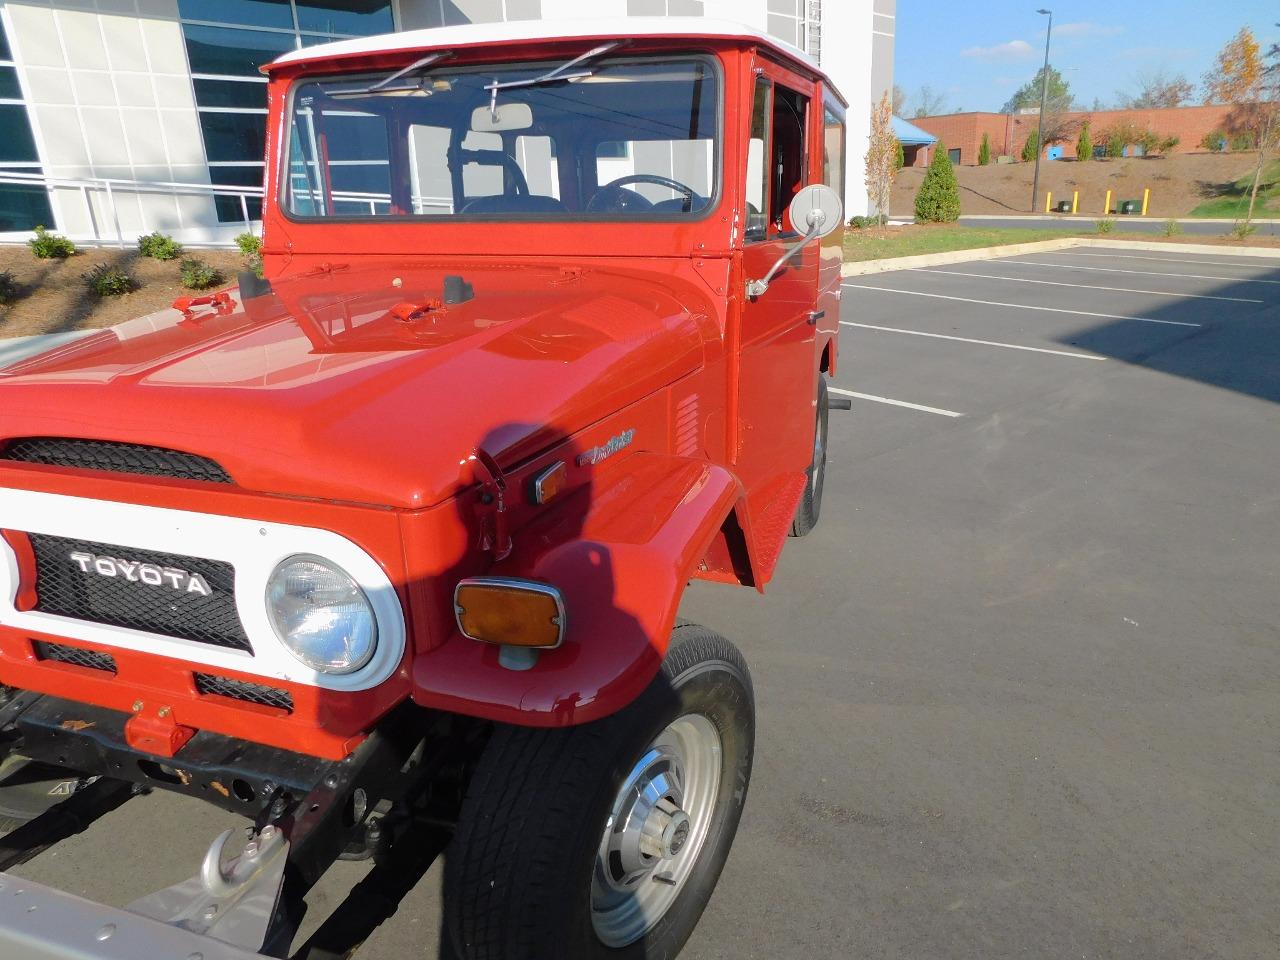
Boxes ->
[910,104,1238,166]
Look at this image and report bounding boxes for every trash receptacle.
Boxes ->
[1119,199,1138,215]
[1056,200,1072,213]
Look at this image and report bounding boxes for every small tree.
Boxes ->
[1076,121,1093,162]
[894,138,905,171]
[978,132,991,166]
[1205,26,1280,224]
[1020,129,1040,163]
[915,141,961,222]
[864,92,897,231]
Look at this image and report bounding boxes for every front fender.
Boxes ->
[410,452,744,726]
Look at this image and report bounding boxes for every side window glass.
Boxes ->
[823,105,845,195]
[769,86,809,234]
[745,76,770,241]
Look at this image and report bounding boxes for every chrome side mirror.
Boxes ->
[746,184,844,299]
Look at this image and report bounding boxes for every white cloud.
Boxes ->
[1054,22,1123,39]
[961,39,1035,62]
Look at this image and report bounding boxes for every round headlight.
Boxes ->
[266,556,377,674]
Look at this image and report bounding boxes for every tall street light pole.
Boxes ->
[1030,8,1053,212]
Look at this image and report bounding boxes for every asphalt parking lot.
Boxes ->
[12,245,1280,959]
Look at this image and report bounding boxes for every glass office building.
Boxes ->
[0,0,893,242]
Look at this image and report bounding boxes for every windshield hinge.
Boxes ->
[470,448,512,561]
[303,261,349,277]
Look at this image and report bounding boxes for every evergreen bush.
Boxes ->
[28,225,76,259]
[84,263,138,296]
[179,258,224,290]
[894,139,905,170]
[914,143,961,223]
[0,271,17,305]
[1076,122,1093,162]
[234,232,262,256]
[137,231,183,260]
[978,133,991,166]
[1020,130,1040,163]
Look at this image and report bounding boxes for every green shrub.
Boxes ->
[893,138,905,171]
[1162,219,1182,237]
[1231,220,1258,240]
[1106,133,1126,158]
[246,253,265,279]
[914,142,961,223]
[1200,130,1227,152]
[1096,218,1116,234]
[1076,122,1093,162]
[234,232,262,257]
[83,263,137,297]
[28,225,76,259]
[0,271,17,305]
[978,132,991,166]
[179,258,224,290]
[847,214,888,230]
[1229,133,1256,152]
[1020,130,1040,163]
[137,231,183,260]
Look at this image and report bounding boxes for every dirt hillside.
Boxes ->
[891,152,1263,219]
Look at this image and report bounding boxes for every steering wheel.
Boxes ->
[587,174,699,213]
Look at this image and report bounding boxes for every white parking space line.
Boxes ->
[908,268,1262,304]
[840,282,1202,327]
[840,321,1107,360]
[1000,260,1280,286]
[829,386,963,418]
[1050,250,1280,269]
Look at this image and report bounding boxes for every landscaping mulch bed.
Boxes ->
[0,245,246,339]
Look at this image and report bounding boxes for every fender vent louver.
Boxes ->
[1,438,232,484]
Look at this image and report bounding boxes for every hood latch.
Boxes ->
[471,448,512,561]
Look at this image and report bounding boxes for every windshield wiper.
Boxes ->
[483,41,623,118]
[326,51,454,98]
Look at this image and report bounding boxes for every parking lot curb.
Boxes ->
[842,238,1280,276]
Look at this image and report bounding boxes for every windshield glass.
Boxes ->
[283,56,719,220]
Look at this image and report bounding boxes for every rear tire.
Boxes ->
[790,375,829,537]
[444,623,755,959]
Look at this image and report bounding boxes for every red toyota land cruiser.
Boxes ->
[0,18,845,960]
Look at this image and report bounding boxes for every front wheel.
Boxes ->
[444,623,755,959]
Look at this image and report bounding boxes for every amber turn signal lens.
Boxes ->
[454,578,566,649]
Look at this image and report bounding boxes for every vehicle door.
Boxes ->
[736,62,821,501]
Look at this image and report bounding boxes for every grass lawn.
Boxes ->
[843,223,1091,262]
[1188,159,1280,219]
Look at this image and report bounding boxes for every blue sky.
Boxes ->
[895,1,1280,115]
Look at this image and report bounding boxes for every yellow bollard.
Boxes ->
[1103,189,1112,215]
[1141,188,1150,216]
[1045,191,1053,214]
[1072,190,1079,214]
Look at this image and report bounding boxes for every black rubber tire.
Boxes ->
[790,375,829,537]
[0,755,83,834]
[444,622,755,960]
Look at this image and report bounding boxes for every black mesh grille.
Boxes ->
[33,641,117,674]
[29,534,252,654]
[195,673,293,712]
[2,438,232,484]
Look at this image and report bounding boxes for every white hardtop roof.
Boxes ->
[268,17,841,100]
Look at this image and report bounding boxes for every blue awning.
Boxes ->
[892,116,937,146]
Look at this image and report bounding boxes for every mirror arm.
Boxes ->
[746,216,824,299]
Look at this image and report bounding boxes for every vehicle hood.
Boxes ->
[0,262,713,508]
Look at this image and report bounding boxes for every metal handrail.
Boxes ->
[0,170,265,247]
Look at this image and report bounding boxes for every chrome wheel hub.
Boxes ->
[591,714,722,948]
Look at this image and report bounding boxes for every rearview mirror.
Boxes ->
[788,184,844,239]
[471,103,533,133]
[746,184,845,298]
